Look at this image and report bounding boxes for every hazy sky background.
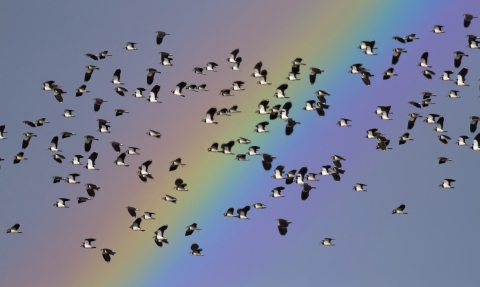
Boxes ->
[1,0,479,286]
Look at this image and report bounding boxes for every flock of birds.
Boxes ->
[2,14,480,263]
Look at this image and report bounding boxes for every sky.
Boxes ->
[1,0,480,286]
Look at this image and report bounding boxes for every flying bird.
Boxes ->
[277,218,291,236]
[146,68,161,85]
[156,31,170,45]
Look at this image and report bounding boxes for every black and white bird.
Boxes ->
[114,153,129,167]
[255,100,270,115]
[236,205,251,219]
[226,48,240,63]
[83,136,98,152]
[301,183,316,201]
[455,135,469,146]
[364,128,382,139]
[392,204,408,214]
[228,105,241,114]
[96,119,110,133]
[337,118,352,127]
[159,52,173,66]
[70,155,83,166]
[146,68,161,85]
[438,134,451,144]
[216,108,230,116]
[438,157,452,164]
[359,40,377,55]
[153,224,168,247]
[130,218,145,232]
[283,169,296,184]
[230,57,242,71]
[126,147,140,155]
[463,14,477,28]
[303,100,316,111]
[138,160,154,182]
[223,207,238,217]
[383,68,397,80]
[251,61,263,77]
[254,121,269,133]
[234,154,248,161]
[219,141,234,155]
[257,70,271,85]
[52,88,67,103]
[186,84,198,92]
[471,133,480,151]
[53,198,70,208]
[93,98,107,112]
[348,63,367,74]
[271,165,285,179]
[422,70,436,80]
[173,178,188,191]
[466,34,480,49]
[147,85,161,103]
[399,132,413,145]
[285,118,300,136]
[171,82,187,97]
[0,124,7,140]
[141,212,156,220]
[60,131,75,139]
[84,152,99,170]
[309,68,324,85]
[100,249,115,263]
[169,158,185,171]
[35,118,49,127]
[440,71,454,81]
[98,51,112,59]
[392,36,406,44]
[231,81,245,91]
[252,203,267,209]
[431,25,445,34]
[403,34,419,42]
[77,197,91,204]
[81,238,96,249]
[454,51,468,68]
[204,62,218,72]
[319,165,332,176]
[114,87,128,96]
[433,116,447,132]
[454,67,469,86]
[353,183,367,192]
[52,154,65,163]
[391,48,407,65]
[185,223,201,236]
[6,224,22,234]
[42,80,59,91]
[156,31,170,45]
[439,179,455,189]
[197,84,208,92]
[207,142,221,153]
[85,183,99,198]
[64,173,80,184]
[162,194,177,203]
[76,85,90,97]
[219,89,234,97]
[110,68,124,85]
[262,153,275,171]
[124,42,137,50]
[423,113,441,124]
[126,206,139,217]
[84,65,99,82]
[146,130,161,138]
[277,218,291,236]
[470,116,480,133]
[286,72,301,81]
[361,71,374,86]
[22,120,36,128]
[133,87,146,98]
[306,173,319,181]
[295,167,308,185]
[202,107,218,124]
[270,186,285,198]
[320,238,335,246]
[190,243,203,256]
[115,109,128,116]
[22,132,37,149]
[417,51,432,68]
[193,67,205,75]
[47,136,61,152]
[273,84,288,99]
[236,137,251,144]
